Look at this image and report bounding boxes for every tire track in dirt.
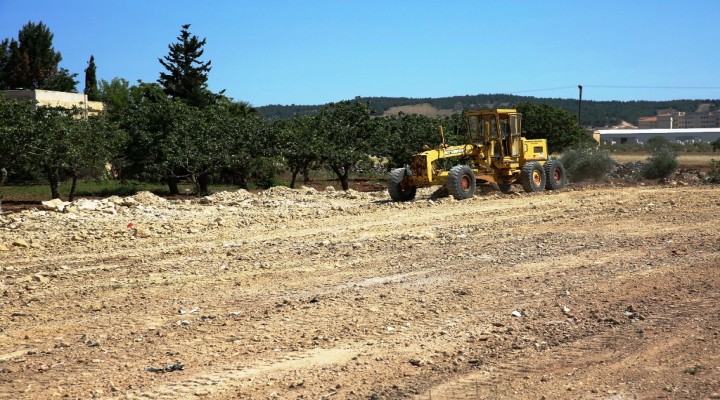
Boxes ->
[126,346,359,399]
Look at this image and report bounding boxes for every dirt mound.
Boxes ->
[127,190,168,206]
[198,189,254,205]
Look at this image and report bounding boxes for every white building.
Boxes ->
[2,89,103,117]
[637,111,719,129]
[594,128,720,145]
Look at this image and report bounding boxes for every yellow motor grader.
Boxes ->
[387,108,567,201]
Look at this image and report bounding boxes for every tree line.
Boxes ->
[260,95,719,128]
[0,22,592,200]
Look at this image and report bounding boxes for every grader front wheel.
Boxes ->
[388,168,416,202]
[447,165,476,200]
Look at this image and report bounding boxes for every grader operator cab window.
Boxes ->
[468,115,482,142]
[467,111,521,158]
[509,114,521,136]
[508,113,521,157]
[489,116,497,138]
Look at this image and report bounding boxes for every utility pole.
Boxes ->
[577,84,583,125]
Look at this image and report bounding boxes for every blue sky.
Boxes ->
[1,0,719,106]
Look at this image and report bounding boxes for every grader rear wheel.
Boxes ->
[520,162,546,193]
[544,160,567,190]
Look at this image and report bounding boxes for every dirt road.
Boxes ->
[1,184,719,399]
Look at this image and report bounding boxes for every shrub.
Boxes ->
[707,159,720,184]
[642,147,678,180]
[559,146,616,181]
[712,139,720,152]
[250,157,282,189]
[646,135,671,151]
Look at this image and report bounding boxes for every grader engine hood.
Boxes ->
[410,145,474,185]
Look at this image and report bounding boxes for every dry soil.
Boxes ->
[1,183,719,399]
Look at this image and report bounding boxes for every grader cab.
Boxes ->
[387,108,567,201]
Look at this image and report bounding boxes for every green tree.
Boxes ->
[117,82,265,195]
[0,97,34,182]
[516,102,592,153]
[0,21,77,91]
[160,101,239,195]
[84,55,100,101]
[65,114,123,200]
[277,114,323,188]
[217,96,258,116]
[316,99,373,190]
[224,108,275,190]
[98,77,131,115]
[158,24,221,108]
[13,105,119,199]
[373,113,459,168]
[118,82,179,192]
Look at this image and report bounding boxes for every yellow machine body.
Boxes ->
[409,109,548,187]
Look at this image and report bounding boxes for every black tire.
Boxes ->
[520,162,546,193]
[387,168,416,201]
[498,182,513,193]
[544,160,567,190]
[447,165,476,200]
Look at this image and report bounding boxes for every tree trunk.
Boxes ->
[197,173,210,196]
[331,165,350,191]
[340,169,349,191]
[302,164,311,184]
[0,167,7,186]
[236,168,249,190]
[47,169,61,199]
[289,166,301,189]
[166,174,180,195]
[68,172,79,202]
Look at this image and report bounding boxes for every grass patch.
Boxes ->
[611,152,717,169]
[0,180,239,202]
[0,170,387,205]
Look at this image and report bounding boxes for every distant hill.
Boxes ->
[257,94,719,128]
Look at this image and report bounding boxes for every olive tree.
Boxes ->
[225,110,275,190]
[277,114,323,188]
[14,105,119,199]
[316,99,373,190]
[0,97,32,172]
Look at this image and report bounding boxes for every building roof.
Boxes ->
[596,128,720,135]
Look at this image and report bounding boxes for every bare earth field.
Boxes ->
[1,183,719,399]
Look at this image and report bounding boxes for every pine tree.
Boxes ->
[84,55,100,101]
[158,24,220,108]
[0,21,77,91]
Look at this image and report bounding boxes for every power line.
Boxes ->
[508,86,577,94]
[586,85,720,89]
[509,84,720,95]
